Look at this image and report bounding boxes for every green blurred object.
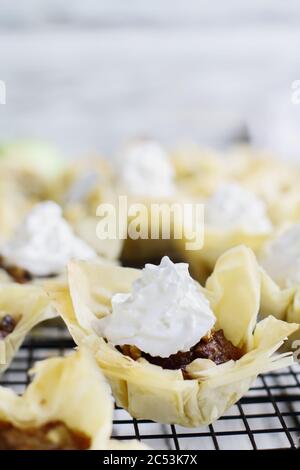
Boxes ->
[0,140,66,180]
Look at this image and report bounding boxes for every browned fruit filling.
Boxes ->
[120,329,243,377]
[0,256,32,284]
[5,265,33,284]
[0,421,91,450]
[0,315,17,340]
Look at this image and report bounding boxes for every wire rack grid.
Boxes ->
[1,331,299,451]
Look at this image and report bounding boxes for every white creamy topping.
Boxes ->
[205,183,272,233]
[1,201,96,276]
[260,224,300,288]
[116,140,175,198]
[94,256,216,357]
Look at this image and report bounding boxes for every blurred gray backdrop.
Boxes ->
[0,0,300,157]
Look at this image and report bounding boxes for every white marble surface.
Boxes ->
[0,1,299,156]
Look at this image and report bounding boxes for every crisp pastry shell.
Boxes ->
[64,157,124,261]
[171,146,229,198]
[120,194,186,265]
[259,267,300,350]
[0,348,147,450]
[175,227,270,284]
[172,145,300,228]
[0,174,33,244]
[0,283,56,374]
[48,246,298,427]
[267,188,300,226]
[229,147,300,226]
[65,182,125,261]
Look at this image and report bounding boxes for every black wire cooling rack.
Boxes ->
[1,327,299,451]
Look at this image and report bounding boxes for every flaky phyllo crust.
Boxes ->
[258,263,300,348]
[0,349,147,450]
[0,283,56,374]
[171,146,230,198]
[48,246,298,427]
[120,193,189,265]
[232,152,300,226]
[64,166,125,261]
[175,228,270,284]
[0,175,33,245]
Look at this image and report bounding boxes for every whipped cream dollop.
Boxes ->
[1,201,96,277]
[116,140,175,198]
[205,183,272,233]
[94,256,216,357]
[260,224,300,288]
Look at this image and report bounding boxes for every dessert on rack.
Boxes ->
[49,246,298,427]
[0,201,96,285]
[0,349,147,450]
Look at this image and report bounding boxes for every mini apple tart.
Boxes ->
[0,174,34,246]
[266,185,300,227]
[171,145,230,198]
[226,146,300,227]
[63,157,125,262]
[113,139,191,266]
[49,246,297,427]
[175,182,273,283]
[0,283,55,374]
[258,223,300,345]
[0,348,146,450]
[0,200,96,285]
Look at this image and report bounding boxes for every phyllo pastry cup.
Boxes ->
[113,140,192,266]
[175,226,270,284]
[0,175,33,245]
[226,147,300,226]
[63,156,125,262]
[0,283,55,374]
[64,180,125,262]
[241,166,300,227]
[0,348,147,450]
[174,179,272,284]
[171,145,229,198]
[48,246,298,427]
[0,200,102,287]
[120,194,187,267]
[257,267,300,350]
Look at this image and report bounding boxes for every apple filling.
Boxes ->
[0,257,32,284]
[0,421,91,450]
[120,329,243,376]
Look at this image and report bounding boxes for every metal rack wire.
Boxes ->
[1,331,299,451]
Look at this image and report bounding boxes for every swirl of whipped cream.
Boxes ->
[260,223,300,288]
[94,256,216,357]
[1,201,95,277]
[116,140,175,198]
[205,182,272,233]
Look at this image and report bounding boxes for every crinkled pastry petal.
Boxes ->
[259,268,300,348]
[0,283,56,374]
[205,245,261,350]
[176,229,270,284]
